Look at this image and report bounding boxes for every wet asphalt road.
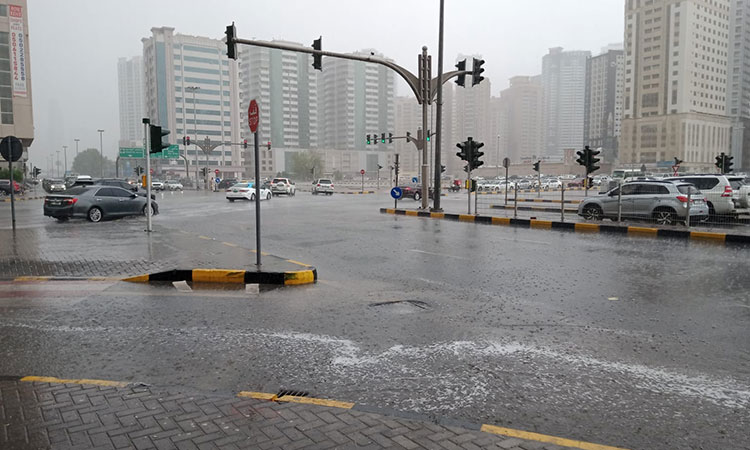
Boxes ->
[1,190,750,449]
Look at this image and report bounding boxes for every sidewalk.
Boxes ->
[0,377,603,450]
[0,220,312,282]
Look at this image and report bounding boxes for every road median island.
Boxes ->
[380,208,750,246]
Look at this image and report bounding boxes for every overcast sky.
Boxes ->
[27,0,624,170]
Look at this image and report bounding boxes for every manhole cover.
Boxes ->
[369,300,430,312]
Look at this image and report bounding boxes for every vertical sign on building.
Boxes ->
[9,5,27,97]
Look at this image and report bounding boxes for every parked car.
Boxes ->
[477,180,503,192]
[542,178,562,189]
[217,178,237,190]
[727,176,750,209]
[312,178,334,195]
[226,182,272,202]
[0,179,21,195]
[662,174,738,217]
[43,185,157,223]
[270,178,296,196]
[567,178,586,188]
[165,180,183,191]
[577,180,708,225]
[516,179,533,190]
[151,181,165,191]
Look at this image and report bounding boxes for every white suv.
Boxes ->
[271,178,296,196]
[663,175,737,217]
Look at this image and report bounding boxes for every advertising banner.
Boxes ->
[9,5,27,97]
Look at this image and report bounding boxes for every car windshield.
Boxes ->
[319,179,332,184]
[230,183,250,188]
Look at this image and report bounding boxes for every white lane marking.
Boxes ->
[409,249,469,260]
[494,237,551,245]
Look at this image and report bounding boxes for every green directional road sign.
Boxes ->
[119,145,179,159]
[119,147,144,158]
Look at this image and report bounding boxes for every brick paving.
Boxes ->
[0,379,569,450]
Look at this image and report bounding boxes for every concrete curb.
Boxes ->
[2,196,44,202]
[490,204,578,213]
[380,208,750,246]
[123,267,317,285]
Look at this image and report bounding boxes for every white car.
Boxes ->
[151,181,165,191]
[542,179,562,189]
[270,177,296,196]
[165,181,183,191]
[226,182,272,202]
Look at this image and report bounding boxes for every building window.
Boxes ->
[0,5,6,16]
[0,32,13,124]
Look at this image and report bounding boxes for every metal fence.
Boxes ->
[472,182,750,233]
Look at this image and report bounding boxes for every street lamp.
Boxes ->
[496,134,500,178]
[56,150,60,178]
[74,138,80,169]
[63,145,68,176]
[97,129,105,177]
[185,86,200,188]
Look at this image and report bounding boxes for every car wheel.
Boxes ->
[653,208,676,225]
[414,192,421,201]
[228,198,235,202]
[250,194,256,201]
[581,205,603,221]
[142,204,155,216]
[88,207,103,223]
[328,192,333,196]
[266,193,271,200]
[312,191,317,195]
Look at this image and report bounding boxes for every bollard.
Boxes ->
[561,184,565,222]
[686,190,691,228]
[514,184,518,219]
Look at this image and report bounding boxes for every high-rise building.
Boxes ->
[319,49,395,156]
[620,0,732,171]
[117,56,144,147]
[584,45,624,163]
[542,48,590,157]
[497,75,544,164]
[142,27,242,179]
[394,96,422,175]
[728,0,750,170]
[238,41,320,177]
[0,0,33,171]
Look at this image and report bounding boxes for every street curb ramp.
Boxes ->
[123,267,317,286]
[380,208,750,246]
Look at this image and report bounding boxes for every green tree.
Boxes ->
[72,148,116,177]
[290,151,323,180]
[0,168,23,181]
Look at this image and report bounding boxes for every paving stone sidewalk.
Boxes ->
[0,379,568,450]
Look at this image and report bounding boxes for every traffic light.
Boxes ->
[149,125,170,154]
[33,167,41,177]
[469,140,484,170]
[471,58,485,86]
[586,177,594,189]
[366,134,371,145]
[388,133,393,144]
[267,141,271,150]
[243,139,248,149]
[377,164,383,170]
[455,59,466,87]
[200,168,207,177]
[674,157,683,166]
[715,154,723,172]
[725,154,734,173]
[312,37,322,71]
[456,141,469,161]
[186,136,190,146]
[225,23,237,60]
[381,133,386,144]
[576,149,587,168]
[441,165,446,173]
[532,161,540,172]
[134,166,144,176]
[182,136,186,146]
[426,130,431,142]
[587,146,601,174]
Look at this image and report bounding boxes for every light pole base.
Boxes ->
[430,207,443,213]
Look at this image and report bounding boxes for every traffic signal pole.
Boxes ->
[143,118,153,233]
[432,0,446,212]
[420,47,430,210]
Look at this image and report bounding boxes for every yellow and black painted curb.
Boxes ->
[380,208,750,246]
[9,375,628,450]
[337,190,376,195]
[490,204,578,213]
[7,276,121,282]
[123,266,316,285]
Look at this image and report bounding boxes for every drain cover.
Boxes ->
[277,389,309,397]
[369,300,429,309]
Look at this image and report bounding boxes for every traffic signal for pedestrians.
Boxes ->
[149,125,170,154]
[532,161,540,172]
[388,133,393,144]
[587,146,601,174]
[471,58,485,86]
[366,134,371,145]
[381,133,386,144]
[426,130,431,142]
[455,59,466,87]
[243,139,248,149]
[312,37,322,71]
[225,23,237,60]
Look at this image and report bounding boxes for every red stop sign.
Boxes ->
[360,169,365,175]
[248,99,259,133]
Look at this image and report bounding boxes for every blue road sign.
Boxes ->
[390,187,403,200]
[215,177,221,183]
[412,177,419,183]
